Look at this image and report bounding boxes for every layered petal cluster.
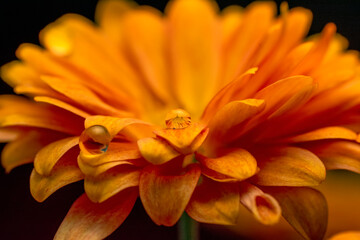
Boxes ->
[1,0,360,239]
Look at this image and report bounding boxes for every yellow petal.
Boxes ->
[239,182,281,225]
[84,165,140,203]
[34,136,79,176]
[186,178,239,225]
[196,148,257,181]
[30,147,83,202]
[288,126,357,142]
[139,163,201,226]
[252,147,326,186]
[166,0,220,118]
[54,188,137,240]
[264,187,328,240]
[138,137,180,165]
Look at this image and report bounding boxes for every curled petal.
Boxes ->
[252,147,326,186]
[79,142,141,167]
[30,147,83,202]
[2,131,60,173]
[239,182,281,225]
[288,126,357,142]
[186,178,240,225]
[264,187,328,240]
[307,140,360,174]
[84,165,140,203]
[138,137,180,165]
[154,123,208,154]
[206,99,265,144]
[139,164,201,226]
[54,188,138,240]
[196,148,257,181]
[34,136,79,175]
[85,115,150,139]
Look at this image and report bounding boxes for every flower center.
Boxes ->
[80,125,111,154]
[165,109,192,129]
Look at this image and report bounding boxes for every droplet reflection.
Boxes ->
[80,125,111,154]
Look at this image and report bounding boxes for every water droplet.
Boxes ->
[165,109,191,129]
[80,125,111,154]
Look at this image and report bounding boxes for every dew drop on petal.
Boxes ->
[80,125,111,154]
[165,109,192,129]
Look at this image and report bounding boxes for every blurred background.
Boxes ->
[0,0,359,239]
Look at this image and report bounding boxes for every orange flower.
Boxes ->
[1,0,360,239]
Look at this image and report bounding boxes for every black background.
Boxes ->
[0,0,359,239]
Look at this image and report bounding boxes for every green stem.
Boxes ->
[178,212,199,240]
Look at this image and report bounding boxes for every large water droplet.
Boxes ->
[80,125,111,154]
[165,109,191,129]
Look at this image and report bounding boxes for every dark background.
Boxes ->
[0,0,359,239]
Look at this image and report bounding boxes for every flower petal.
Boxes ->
[1,131,60,173]
[154,123,207,154]
[264,187,328,240]
[287,126,357,142]
[34,96,89,118]
[84,165,140,203]
[137,137,180,165]
[30,147,83,202]
[205,99,265,144]
[329,231,360,240]
[84,115,150,139]
[54,188,138,240]
[252,147,326,186]
[239,182,281,225]
[139,163,201,226]
[166,0,220,117]
[34,136,79,175]
[186,178,239,225]
[307,141,360,174]
[196,148,257,181]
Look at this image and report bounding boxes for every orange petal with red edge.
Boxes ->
[307,140,360,174]
[2,131,60,173]
[206,99,265,144]
[186,177,239,225]
[54,188,137,240]
[139,163,201,226]
[252,147,326,186]
[84,165,140,203]
[30,147,83,202]
[34,136,79,175]
[138,137,180,165]
[196,148,257,181]
[239,182,281,225]
[35,96,89,118]
[264,186,328,240]
[288,126,357,142]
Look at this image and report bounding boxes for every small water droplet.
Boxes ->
[165,109,192,129]
[80,125,111,154]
